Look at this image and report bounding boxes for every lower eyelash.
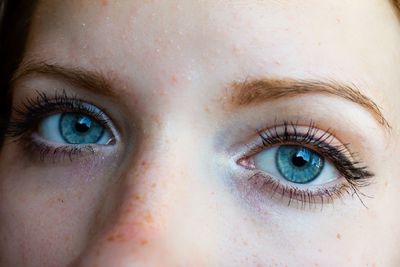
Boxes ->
[4,91,113,163]
[248,172,369,210]
[17,134,96,163]
[242,120,374,208]
[5,90,111,139]
[256,121,373,181]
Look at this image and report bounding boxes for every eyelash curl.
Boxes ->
[4,91,113,162]
[245,121,374,209]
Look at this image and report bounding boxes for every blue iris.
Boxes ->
[59,113,104,144]
[276,145,324,184]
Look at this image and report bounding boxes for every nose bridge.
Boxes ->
[72,119,199,266]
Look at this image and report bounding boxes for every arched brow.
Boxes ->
[228,78,390,129]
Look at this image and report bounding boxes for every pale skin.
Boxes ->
[0,0,400,266]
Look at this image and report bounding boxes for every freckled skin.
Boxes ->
[0,1,400,267]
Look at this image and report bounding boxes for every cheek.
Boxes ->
[0,146,118,266]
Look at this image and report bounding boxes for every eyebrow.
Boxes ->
[229,78,390,128]
[12,61,390,129]
[12,61,117,98]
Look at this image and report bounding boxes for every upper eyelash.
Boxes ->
[5,90,112,139]
[249,120,374,206]
[3,91,114,163]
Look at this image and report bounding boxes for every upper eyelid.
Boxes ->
[238,123,372,176]
[7,92,120,140]
[13,61,391,133]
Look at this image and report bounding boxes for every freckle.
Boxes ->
[101,0,108,6]
[231,45,242,56]
[107,233,125,242]
[144,211,154,224]
[384,181,388,187]
[140,239,148,246]
[57,198,64,203]
[151,183,157,188]
[150,114,161,127]
[133,194,144,202]
[336,233,341,240]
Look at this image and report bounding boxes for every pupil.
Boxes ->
[75,116,91,133]
[292,153,308,167]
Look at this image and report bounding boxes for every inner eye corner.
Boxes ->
[236,156,255,170]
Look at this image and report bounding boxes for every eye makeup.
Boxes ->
[4,90,118,163]
[4,90,375,209]
[236,121,374,209]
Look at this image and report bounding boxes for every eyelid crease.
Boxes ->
[239,121,374,208]
[228,78,391,130]
[5,91,116,140]
[247,121,373,183]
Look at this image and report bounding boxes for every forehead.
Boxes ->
[25,0,400,97]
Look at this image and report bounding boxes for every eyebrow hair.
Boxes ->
[229,78,390,128]
[11,61,117,98]
[11,61,390,129]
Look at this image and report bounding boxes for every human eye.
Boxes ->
[238,122,374,209]
[5,91,117,162]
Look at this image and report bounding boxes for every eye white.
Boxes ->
[37,113,112,145]
[253,146,339,185]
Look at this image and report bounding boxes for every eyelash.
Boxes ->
[5,92,373,207]
[4,91,114,162]
[243,121,374,208]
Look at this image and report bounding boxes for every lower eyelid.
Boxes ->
[24,134,112,163]
[230,122,374,209]
[245,172,353,208]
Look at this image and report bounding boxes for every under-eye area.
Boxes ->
[237,122,374,208]
[0,0,399,266]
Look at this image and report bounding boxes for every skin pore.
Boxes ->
[0,0,400,266]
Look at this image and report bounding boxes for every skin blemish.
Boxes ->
[101,0,109,6]
[336,233,341,240]
[140,239,148,246]
[171,74,178,85]
[141,160,148,167]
